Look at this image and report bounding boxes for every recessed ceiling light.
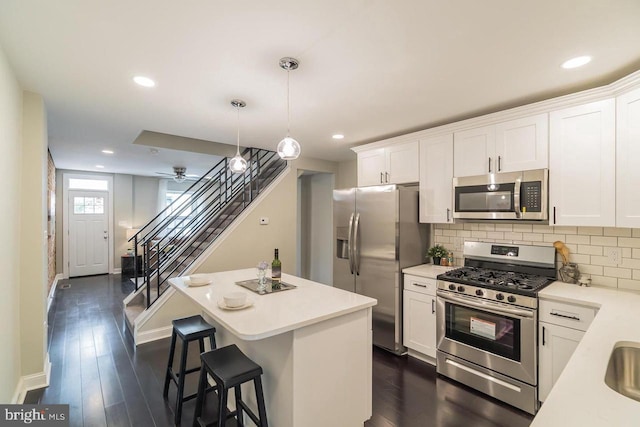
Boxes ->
[133,75,156,87]
[332,134,345,140]
[96,165,105,169]
[561,56,591,69]
[102,149,114,154]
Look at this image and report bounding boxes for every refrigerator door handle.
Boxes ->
[347,213,355,275]
[354,213,360,275]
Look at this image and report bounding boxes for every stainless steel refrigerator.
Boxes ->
[333,185,428,354]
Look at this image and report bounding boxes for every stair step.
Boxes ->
[124,302,145,332]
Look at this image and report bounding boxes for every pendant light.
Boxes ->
[229,99,248,174]
[277,57,301,160]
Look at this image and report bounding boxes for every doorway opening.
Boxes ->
[296,171,334,285]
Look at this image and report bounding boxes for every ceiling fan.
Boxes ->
[155,166,201,183]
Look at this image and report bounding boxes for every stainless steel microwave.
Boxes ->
[453,169,548,221]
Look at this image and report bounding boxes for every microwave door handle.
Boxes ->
[514,178,522,219]
[347,213,355,275]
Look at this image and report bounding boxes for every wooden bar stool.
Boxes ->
[163,315,217,425]
[193,344,268,427]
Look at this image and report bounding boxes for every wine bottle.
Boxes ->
[271,248,282,288]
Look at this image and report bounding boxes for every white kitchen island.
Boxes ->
[169,269,377,427]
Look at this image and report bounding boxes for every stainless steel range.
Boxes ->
[436,241,556,415]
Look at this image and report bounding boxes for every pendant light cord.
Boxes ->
[287,70,291,137]
[236,105,241,155]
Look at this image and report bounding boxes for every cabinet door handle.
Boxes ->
[542,325,546,346]
[412,282,427,288]
[550,311,580,321]
[553,206,557,225]
[385,172,389,183]
[446,208,451,222]
[380,172,384,184]
[488,157,492,173]
[432,299,435,314]
[498,156,502,172]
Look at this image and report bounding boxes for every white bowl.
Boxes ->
[223,292,247,308]
[189,274,210,286]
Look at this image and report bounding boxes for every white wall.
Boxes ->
[114,174,133,259]
[133,175,160,227]
[0,41,24,403]
[19,91,48,378]
[195,157,339,275]
[336,159,357,189]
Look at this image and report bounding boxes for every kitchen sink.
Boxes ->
[605,341,640,402]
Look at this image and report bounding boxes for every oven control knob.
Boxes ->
[507,295,516,303]
[496,293,504,300]
[475,289,484,296]
[457,285,465,292]
[448,284,456,291]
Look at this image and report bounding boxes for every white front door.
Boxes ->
[69,190,109,276]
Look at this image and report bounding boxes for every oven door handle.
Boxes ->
[437,291,534,318]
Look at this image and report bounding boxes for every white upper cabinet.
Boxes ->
[357,140,419,186]
[357,148,386,186]
[454,114,548,177]
[495,113,548,173]
[549,99,616,226]
[419,134,454,223]
[616,87,640,228]
[454,125,495,177]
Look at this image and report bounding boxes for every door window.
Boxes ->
[73,196,105,214]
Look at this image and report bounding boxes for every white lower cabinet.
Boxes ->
[403,274,437,361]
[538,299,597,402]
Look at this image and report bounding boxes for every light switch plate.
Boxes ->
[260,217,269,225]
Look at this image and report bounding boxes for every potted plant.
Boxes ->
[427,244,448,265]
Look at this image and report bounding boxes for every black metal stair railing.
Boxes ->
[127,148,287,308]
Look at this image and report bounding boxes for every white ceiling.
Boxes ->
[1,0,639,177]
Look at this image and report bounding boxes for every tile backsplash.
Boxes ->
[433,223,640,292]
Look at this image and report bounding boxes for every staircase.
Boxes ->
[123,148,287,333]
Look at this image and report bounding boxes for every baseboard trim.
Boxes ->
[47,274,64,313]
[12,352,51,403]
[136,325,173,345]
[113,268,122,274]
[407,349,436,366]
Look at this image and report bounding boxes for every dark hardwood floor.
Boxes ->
[27,274,532,427]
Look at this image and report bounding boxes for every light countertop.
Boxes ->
[532,282,640,426]
[402,264,455,278]
[169,269,377,341]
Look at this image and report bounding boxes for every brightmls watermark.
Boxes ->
[0,405,68,426]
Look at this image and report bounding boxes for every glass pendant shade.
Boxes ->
[229,152,248,174]
[277,136,301,160]
[278,57,301,160]
[229,99,247,174]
